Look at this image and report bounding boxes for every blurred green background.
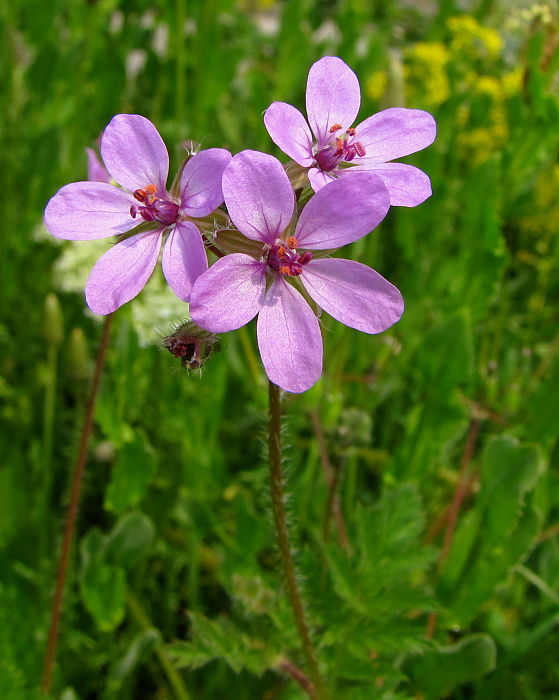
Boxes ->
[2,0,559,698]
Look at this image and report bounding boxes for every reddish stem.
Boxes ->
[309,410,351,554]
[41,313,113,694]
[426,417,480,638]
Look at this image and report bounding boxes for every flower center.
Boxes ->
[130,184,180,226]
[267,236,313,277]
[314,124,366,172]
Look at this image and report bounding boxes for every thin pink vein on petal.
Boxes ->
[352,162,432,207]
[162,221,208,302]
[301,258,404,333]
[257,277,322,393]
[264,102,314,167]
[101,114,169,194]
[354,108,437,162]
[190,254,267,333]
[306,56,361,148]
[180,148,232,217]
[222,151,295,244]
[44,182,138,240]
[295,172,390,249]
[85,229,163,315]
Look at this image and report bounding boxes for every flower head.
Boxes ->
[45,114,231,315]
[190,151,404,393]
[264,56,436,207]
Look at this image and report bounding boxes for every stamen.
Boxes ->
[133,189,147,202]
[354,142,366,157]
[144,184,157,196]
[346,128,356,136]
[329,123,343,133]
[287,236,298,249]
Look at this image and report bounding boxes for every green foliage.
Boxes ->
[2,0,559,698]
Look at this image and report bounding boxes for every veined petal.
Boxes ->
[180,148,232,217]
[257,277,322,393]
[306,56,361,148]
[264,102,314,167]
[222,151,295,244]
[354,108,437,162]
[162,221,208,302]
[101,114,169,194]
[44,182,137,240]
[352,162,432,207]
[85,229,163,315]
[307,167,335,192]
[190,254,267,333]
[295,172,390,249]
[301,258,404,333]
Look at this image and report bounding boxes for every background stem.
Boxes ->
[41,313,114,695]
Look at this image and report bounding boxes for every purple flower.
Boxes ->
[45,114,231,315]
[264,56,436,207]
[189,151,404,394]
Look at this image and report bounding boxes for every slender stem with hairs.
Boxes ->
[41,313,114,694]
[268,381,329,700]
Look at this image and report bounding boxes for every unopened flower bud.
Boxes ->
[43,293,64,347]
[163,320,221,371]
[67,327,92,382]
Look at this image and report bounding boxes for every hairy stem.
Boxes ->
[41,313,114,695]
[268,381,329,700]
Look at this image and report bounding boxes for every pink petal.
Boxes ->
[85,230,163,315]
[301,258,404,334]
[257,277,322,393]
[222,151,295,244]
[352,162,432,207]
[162,221,208,302]
[307,167,335,192]
[100,114,169,194]
[190,254,267,333]
[354,108,436,162]
[264,102,314,167]
[86,147,111,183]
[180,148,232,217]
[306,56,361,148]
[44,182,138,240]
[295,172,390,249]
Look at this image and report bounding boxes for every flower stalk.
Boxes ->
[268,380,329,700]
[41,313,114,695]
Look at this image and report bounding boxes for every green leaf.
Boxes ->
[168,611,278,676]
[79,528,126,632]
[104,512,156,569]
[104,431,156,514]
[107,628,161,691]
[439,436,545,623]
[404,633,497,698]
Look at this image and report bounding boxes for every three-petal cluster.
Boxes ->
[189,151,404,393]
[45,114,231,314]
[264,56,436,206]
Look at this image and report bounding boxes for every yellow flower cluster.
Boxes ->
[518,165,559,235]
[403,42,451,108]
[447,14,504,61]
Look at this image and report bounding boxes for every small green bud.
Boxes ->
[67,327,92,382]
[43,293,64,346]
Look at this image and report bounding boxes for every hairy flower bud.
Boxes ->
[163,321,221,371]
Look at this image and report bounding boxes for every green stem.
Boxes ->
[41,313,114,695]
[268,381,329,700]
[126,590,192,700]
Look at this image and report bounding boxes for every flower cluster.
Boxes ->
[45,56,436,392]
